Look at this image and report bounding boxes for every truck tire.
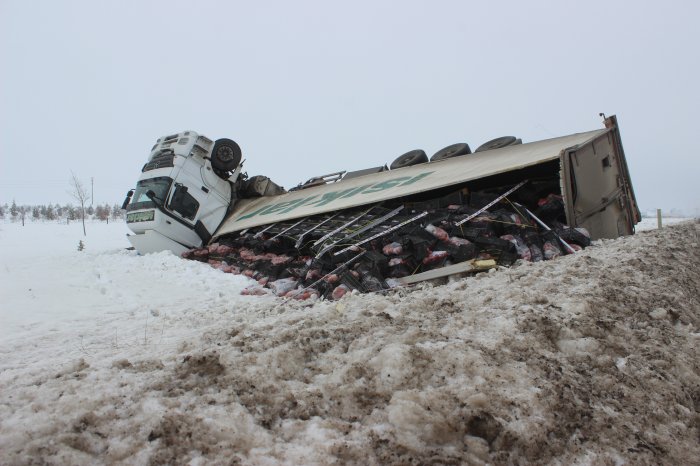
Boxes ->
[390,149,428,169]
[430,143,471,162]
[475,136,520,153]
[211,138,242,172]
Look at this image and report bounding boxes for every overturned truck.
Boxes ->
[124,115,640,299]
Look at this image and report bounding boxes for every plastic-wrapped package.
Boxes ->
[448,236,472,247]
[422,250,449,265]
[355,264,386,292]
[331,284,351,300]
[425,224,449,242]
[556,225,592,247]
[382,242,403,255]
[241,286,271,296]
[268,277,299,296]
[543,240,562,260]
[288,289,319,300]
[535,193,565,221]
[529,245,544,262]
[523,230,544,262]
[500,234,532,261]
[445,236,477,262]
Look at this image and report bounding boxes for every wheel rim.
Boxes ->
[217,146,235,162]
[476,137,517,153]
[431,143,470,161]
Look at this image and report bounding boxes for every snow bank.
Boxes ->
[0,220,698,465]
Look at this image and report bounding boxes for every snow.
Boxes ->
[635,216,690,231]
[1,218,699,464]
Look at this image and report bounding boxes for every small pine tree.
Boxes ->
[77,240,85,251]
[32,206,40,220]
[10,200,18,220]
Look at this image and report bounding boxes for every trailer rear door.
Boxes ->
[561,117,640,238]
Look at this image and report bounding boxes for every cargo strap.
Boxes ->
[315,206,404,258]
[515,202,577,254]
[269,217,308,241]
[295,213,340,248]
[454,180,528,226]
[253,222,277,239]
[313,206,375,246]
[333,210,429,256]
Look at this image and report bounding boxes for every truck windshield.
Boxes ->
[129,177,172,209]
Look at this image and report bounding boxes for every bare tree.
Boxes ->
[68,171,91,236]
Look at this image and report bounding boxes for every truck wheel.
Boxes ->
[430,143,471,162]
[474,136,520,153]
[211,138,242,172]
[390,149,428,169]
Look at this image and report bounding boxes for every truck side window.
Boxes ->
[169,185,199,221]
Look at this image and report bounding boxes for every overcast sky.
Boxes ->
[1,0,699,215]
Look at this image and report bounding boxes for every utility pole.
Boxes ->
[91,177,94,206]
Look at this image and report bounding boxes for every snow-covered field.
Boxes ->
[1,219,698,465]
[635,216,689,231]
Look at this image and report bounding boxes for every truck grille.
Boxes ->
[142,152,175,172]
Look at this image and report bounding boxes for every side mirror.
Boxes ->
[146,189,163,208]
[121,189,134,210]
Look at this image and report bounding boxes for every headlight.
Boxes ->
[127,210,155,223]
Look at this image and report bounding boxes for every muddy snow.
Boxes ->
[0,219,698,465]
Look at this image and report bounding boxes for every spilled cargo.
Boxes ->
[185,181,595,298]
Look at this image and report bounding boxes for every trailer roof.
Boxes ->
[214,128,609,238]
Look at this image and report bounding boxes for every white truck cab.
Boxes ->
[123,131,243,255]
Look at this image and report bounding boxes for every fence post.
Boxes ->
[657,209,662,229]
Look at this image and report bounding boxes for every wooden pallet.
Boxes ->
[394,259,497,286]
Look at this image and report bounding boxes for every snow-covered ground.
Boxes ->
[0,219,698,465]
[635,216,689,231]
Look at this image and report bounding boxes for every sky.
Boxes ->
[1,0,699,215]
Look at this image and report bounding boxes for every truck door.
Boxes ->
[168,184,200,223]
[561,130,638,238]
